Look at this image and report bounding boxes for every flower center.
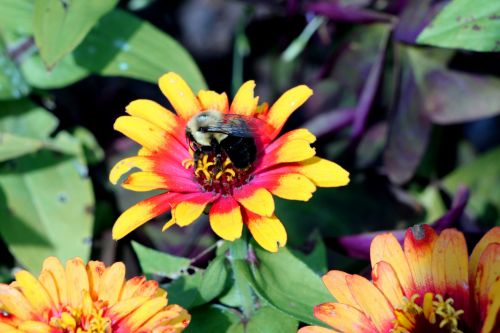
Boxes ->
[183,151,252,195]
[49,301,111,333]
[392,293,465,333]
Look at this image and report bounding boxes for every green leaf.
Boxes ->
[0,0,34,35]
[291,234,327,275]
[165,269,207,309]
[72,127,104,165]
[0,133,45,162]
[20,51,89,89]
[132,241,191,279]
[33,0,119,67]
[0,42,30,100]
[74,9,206,91]
[246,306,298,333]
[443,147,500,226]
[234,245,333,326]
[185,305,242,333]
[417,0,500,52]
[199,256,229,302]
[0,133,94,274]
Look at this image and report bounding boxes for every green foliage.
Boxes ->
[33,0,119,67]
[0,42,30,100]
[74,9,206,91]
[0,100,93,274]
[417,0,500,51]
[132,241,191,279]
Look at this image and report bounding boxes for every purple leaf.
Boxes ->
[394,0,444,43]
[423,70,500,124]
[333,186,470,260]
[383,52,432,184]
[303,107,355,138]
[306,2,393,23]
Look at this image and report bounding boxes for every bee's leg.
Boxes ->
[193,149,201,168]
[211,138,222,174]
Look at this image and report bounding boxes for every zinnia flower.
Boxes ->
[299,225,499,333]
[0,257,190,332]
[110,72,349,252]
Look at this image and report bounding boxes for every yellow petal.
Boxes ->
[0,284,35,320]
[121,276,146,300]
[141,304,191,331]
[121,296,167,331]
[158,72,201,119]
[107,295,150,320]
[235,187,275,217]
[247,213,287,252]
[65,257,89,308]
[98,262,126,305]
[15,271,53,314]
[299,157,350,187]
[346,274,395,332]
[314,302,378,333]
[122,172,166,192]
[475,243,500,321]
[17,321,53,333]
[198,90,229,112]
[372,261,405,308]
[114,116,166,152]
[162,218,176,232]
[322,271,358,308]
[298,326,335,333]
[404,225,438,292]
[172,200,208,227]
[38,271,59,307]
[209,198,243,241]
[271,173,316,201]
[266,85,313,135]
[0,323,23,333]
[370,233,416,297]
[230,80,258,116]
[125,99,180,133]
[41,257,67,305]
[86,260,105,300]
[470,227,500,289]
[109,156,154,185]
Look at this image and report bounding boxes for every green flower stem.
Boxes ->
[228,236,255,320]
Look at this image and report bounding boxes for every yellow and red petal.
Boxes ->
[233,185,274,217]
[481,279,499,333]
[372,261,405,308]
[171,192,219,227]
[86,260,105,300]
[37,271,59,307]
[0,284,35,321]
[120,296,167,331]
[209,196,243,241]
[431,228,469,311]
[475,242,500,321]
[297,326,336,333]
[230,80,258,116]
[125,99,182,134]
[245,210,287,252]
[266,85,313,138]
[114,116,167,152]
[107,295,150,321]
[256,129,316,172]
[17,321,53,333]
[112,193,174,240]
[0,323,23,333]
[109,156,155,185]
[370,233,416,297]
[198,90,229,112]
[314,302,378,333]
[158,72,201,120]
[345,274,395,332]
[470,227,500,289]
[403,225,438,294]
[321,271,358,308]
[297,157,350,188]
[123,172,200,193]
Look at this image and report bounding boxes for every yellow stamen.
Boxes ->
[182,158,194,169]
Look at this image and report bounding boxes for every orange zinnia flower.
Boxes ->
[299,225,499,333]
[0,257,190,333]
[110,72,349,252]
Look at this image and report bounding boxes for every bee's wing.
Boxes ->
[205,114,255,138]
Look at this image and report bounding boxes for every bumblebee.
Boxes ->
[185,110,258,170]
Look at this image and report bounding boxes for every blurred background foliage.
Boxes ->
[0,0,499,331]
